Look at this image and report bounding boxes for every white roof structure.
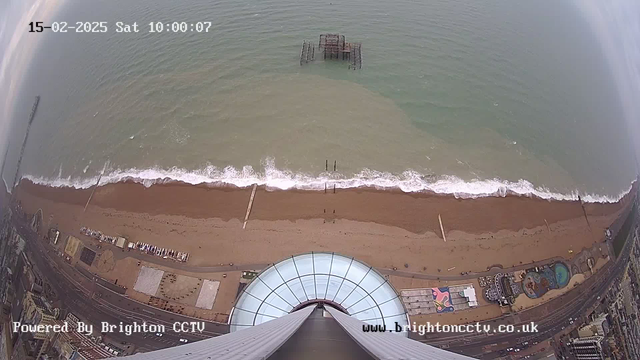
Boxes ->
[230,252,410,335]
[463,287,478,307]
[115,237,127,248]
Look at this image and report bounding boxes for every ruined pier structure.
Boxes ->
[300,34,362,69]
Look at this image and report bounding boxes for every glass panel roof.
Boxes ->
[285,278,308,303]
[315,274,330,300]
[235,292,262,313]
[275,258,298,282]
[230,253,409,336]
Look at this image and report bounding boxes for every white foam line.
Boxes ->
[19,159,631,204]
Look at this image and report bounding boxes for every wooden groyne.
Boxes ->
[83,173,103,213]
[243,184,258,229]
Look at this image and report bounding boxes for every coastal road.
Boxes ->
[13,219,228,353]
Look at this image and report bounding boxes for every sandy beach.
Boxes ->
[14,180,632,275]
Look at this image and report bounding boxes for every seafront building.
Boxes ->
[14,291,56,358]
[50,325,114,360]
[402,284,478,315]
[569,336,606,360]
[12,312,115,359]
[578,313,609,338]
[22,292,56,338]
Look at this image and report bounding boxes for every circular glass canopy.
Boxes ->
[229,252,409,335]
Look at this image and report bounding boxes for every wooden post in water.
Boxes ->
[326,160,328,171]
[334,160,337,172]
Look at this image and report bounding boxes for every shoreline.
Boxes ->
[21,169,634,204]
[15,179,633,235]
[12,178,633,281]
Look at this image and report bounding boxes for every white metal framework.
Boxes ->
[114,306,315,360]
[326,306,474,359]
[230,252,409,335]
[114,305,474,360]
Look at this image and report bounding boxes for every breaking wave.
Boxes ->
[20,159,631,204]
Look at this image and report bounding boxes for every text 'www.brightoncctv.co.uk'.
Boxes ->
[363,322,539,336]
